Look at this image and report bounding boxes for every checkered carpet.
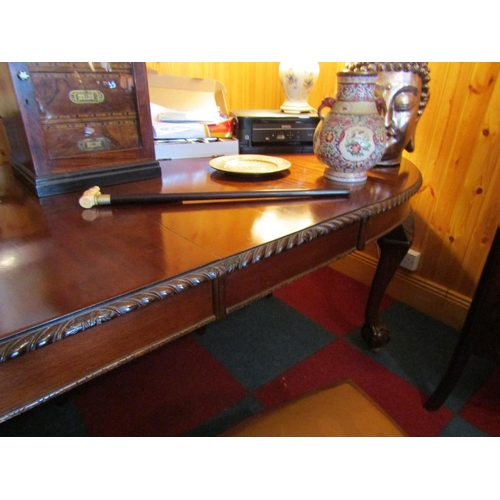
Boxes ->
[1,267,498,436]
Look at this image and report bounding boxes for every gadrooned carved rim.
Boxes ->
[0,174,422,364]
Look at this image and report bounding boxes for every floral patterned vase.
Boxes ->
[313,71,386,182]
[279,62,320,113]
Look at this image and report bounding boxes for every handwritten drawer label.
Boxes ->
[69,90,105,104]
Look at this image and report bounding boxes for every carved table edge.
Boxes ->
[0,317,213,424]
[0,175,422,364]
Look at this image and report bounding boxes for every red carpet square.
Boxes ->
[274,266,393,336]
[74,335,247,436]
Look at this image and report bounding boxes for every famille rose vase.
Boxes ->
[313,71,386,182]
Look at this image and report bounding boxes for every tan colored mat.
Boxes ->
[223,380,405,437]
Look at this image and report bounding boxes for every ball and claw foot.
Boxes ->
[361,320,391,352]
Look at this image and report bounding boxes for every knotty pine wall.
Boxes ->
[147,62,500,329]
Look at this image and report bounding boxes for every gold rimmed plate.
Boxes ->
[209,154,291,175]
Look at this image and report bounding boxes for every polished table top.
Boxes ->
[0,155,421,356]
[0,154,421,421]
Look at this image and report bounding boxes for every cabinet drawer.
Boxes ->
[29,63,138,121]
[44,118,141,160]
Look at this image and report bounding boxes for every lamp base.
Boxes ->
[280,101,315,114]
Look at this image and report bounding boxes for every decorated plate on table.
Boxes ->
[209,155,291,175]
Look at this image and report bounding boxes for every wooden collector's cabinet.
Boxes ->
[0,62,160,196]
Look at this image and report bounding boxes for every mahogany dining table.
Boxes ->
[0,154,422,423]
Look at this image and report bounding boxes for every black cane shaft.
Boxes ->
[107,189,349,205]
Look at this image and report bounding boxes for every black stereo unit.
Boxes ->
[232,109,320,154]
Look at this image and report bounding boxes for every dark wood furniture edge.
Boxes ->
[0,267,219,364]
[10,157,161,197]
[0,176,421,364]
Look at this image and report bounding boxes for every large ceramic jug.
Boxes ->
[313,71,386,182]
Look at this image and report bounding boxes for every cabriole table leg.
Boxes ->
[361,215,414,351]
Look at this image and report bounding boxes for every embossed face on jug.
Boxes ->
[345,62,431,166]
